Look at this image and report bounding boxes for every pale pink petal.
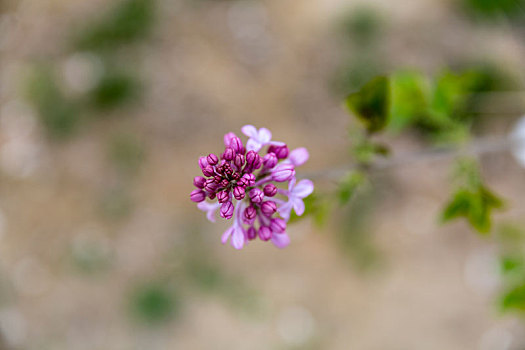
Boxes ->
[246,139,262,152]
[292,198,305,216]
[289,147,309,166]
[292,179,314,198]
[271,232,290,248]
[231,226,245,249]
[277,201,293,220]
[197,202,220,222]
[288,177,296,191]
[268,141,286,146]
[258,128,272,143]
[241,125,258,138]
[221,226,234,244]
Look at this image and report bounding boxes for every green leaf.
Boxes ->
[501,282,525,312]
[338,171,366,205]
[73,0,155,52]
[389,71,430,132]
[442,189,472,222]
[441,184,504,234]
[345,76,390,134]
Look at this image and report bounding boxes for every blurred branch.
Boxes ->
[303,135,521,180]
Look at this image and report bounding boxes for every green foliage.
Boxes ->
[389,71,430,132]
[345,76,390,134]
[73,0,155,52]
[441,160,504,234]
[25,66,82,139]
[130,282,178,325]
[501,283,525,312]
[340,6,383,46]
[89,71,140,110]
[461,0,525,21]
[338,171,367,205]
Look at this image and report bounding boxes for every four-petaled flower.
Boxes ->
[242,125,285,152]
[277,178,315,220]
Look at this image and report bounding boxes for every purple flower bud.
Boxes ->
[249,188,264,204]
[229,136,243,153]
[221,179,229,188]
[199,156,209,170]
[269,145,289,159]
[263,183,277,197]
[271,164,295,182]
[241,173,255,187]
[193,176,206,189]
[213,175,222,184]
[217,191,229,203]
[223,147,235,161]
[234,154,245,169]
[204,178,218,192]
[244,206,257,221]
[261,201,277,216]
[270,218,286,233]
[233,186,246,200]
[208,192,216,200]
[190,189,206,202]
[258,226,272,241]
[245,150,260,169]
[247,226,257,240]
[220,201,234,219]
[263,152,278,169]
[202,165,214,177]
[224,132,237,147]
[207,153,219,166]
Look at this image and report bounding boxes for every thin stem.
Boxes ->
[302,135,522,181]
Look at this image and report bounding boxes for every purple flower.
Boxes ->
[285,147,309,167]
[269,145,289,159]
[277,178,314,220]
[193,176,206,189]
[249,188,264,204]
[263,184,277,197]
[262,152,278,169]
[190,189,206,202]
[242,125,285,152]
[217,191,229,203]
[258,226,272,241]
[191,125,312,250]
[270,218,286,233]
[220,201,234,219]
[261,201,277,216]
[241,173,255,187]
[233,186,246,200]
[271,164,295,182]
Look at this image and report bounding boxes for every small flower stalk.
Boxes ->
[190,125,313,249]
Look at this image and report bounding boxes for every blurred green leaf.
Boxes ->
[501,282,525,312]
[89,71,140,110]
[130,282,178,325]
[338,171,366,205]
[389,71,430,132]
[340,6,383,46]
[345,76,390,134]
[462,0,525,21]
[442,185,504,234]
[25,66,82,139]
[74,0,155,51]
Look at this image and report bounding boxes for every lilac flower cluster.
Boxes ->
[190,125,313,249]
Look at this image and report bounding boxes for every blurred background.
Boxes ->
[2,0,525,349]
